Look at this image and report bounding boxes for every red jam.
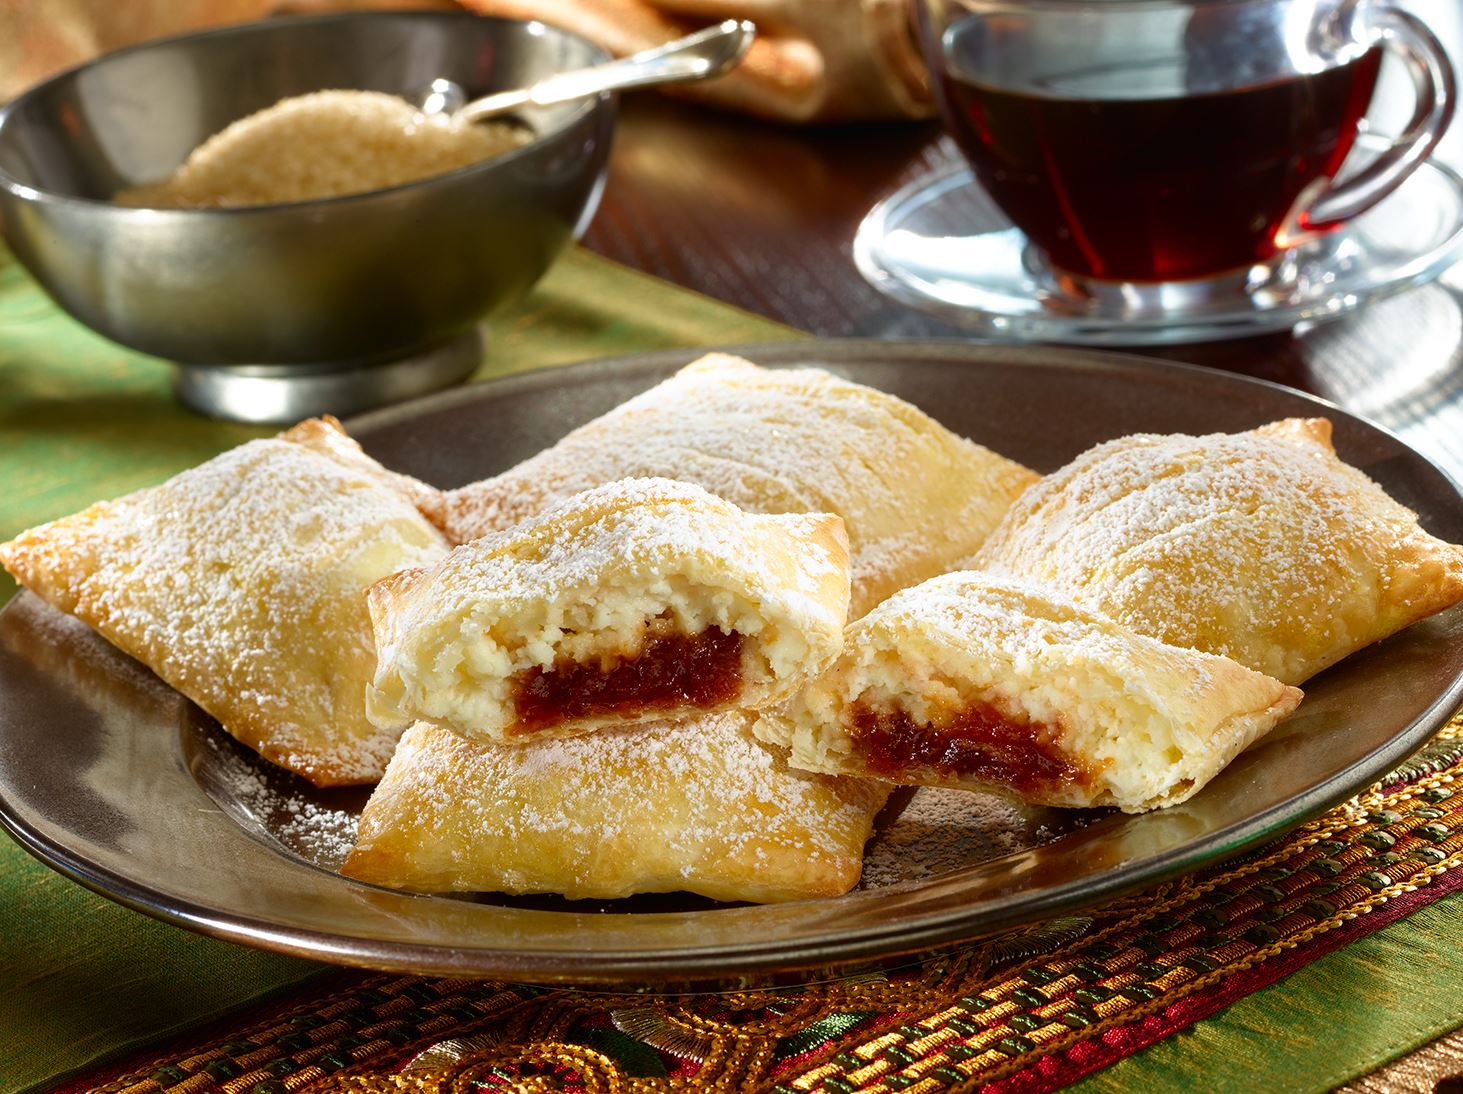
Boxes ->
[511,628,743,734]
[849,701,1088,794]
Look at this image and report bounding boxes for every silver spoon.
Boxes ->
[419,19,756,124]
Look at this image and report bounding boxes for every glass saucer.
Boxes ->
[854,134,1463,345]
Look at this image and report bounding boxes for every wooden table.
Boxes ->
[581,41,1463,482]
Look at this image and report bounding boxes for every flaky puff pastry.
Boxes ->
[341,713,891,902]
[368,478,850,742]
[440,354,1038,618]
[0,418,448,786]
[754,573,1302,813]
[974,419,1463,685]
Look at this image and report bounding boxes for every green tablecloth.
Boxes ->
[2,242,1462,1093]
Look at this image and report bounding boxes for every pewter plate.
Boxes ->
[1,341,1461,988]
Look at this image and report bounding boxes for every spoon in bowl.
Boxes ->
[420,19,756,124]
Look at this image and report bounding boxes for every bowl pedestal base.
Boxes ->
[172,329,483,423]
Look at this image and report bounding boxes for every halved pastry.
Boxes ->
[753,572,1303,813]
[439,353,1038,617]
[0,417,449,786]
[341,713,891,902]
[367,478,850,742]
[974,418,1463,685]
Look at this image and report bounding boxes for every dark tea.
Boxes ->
[937,32,1382,282]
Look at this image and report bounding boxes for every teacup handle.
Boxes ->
[1296,6,1456,235]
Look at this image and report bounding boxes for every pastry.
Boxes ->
[439,353,1038,617]
[0,418,449,786]
[753,572,1303,813]
[341,713,891,902]
[974,418,1463,684]
[367,477,850,742]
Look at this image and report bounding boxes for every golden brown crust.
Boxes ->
[975,419,1463,685]
[281,415,446,528]
[755,572,1302,813]
[0,419,449,786]
[366,478,852,741]
[442,353,1037,618]
[342,713,890,902]
[1254,416,1332,446]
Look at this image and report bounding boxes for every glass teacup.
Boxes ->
[913,0,1456,297]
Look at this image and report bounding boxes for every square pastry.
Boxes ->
[367,478,850,742]
[341,713,891,903]
[975,418,1463,685]
[440,353,1038,617]
[0,418,448,785]
[753,572,1302,813]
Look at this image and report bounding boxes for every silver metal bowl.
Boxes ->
[0,12,614,422]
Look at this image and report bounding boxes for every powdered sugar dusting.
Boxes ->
[0,420,448,784]
[390,712,873,851]
[276,799,361,864]
[867,570,1214,677]
[417,478,844,614]
[441,355,1037,617]
[976,419,1462,683]
[368,476,850,738]
[344,713,893,901]
[194,720,364,870]
[767,569,1298,812]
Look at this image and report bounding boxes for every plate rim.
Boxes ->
[351,337,1354,431]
